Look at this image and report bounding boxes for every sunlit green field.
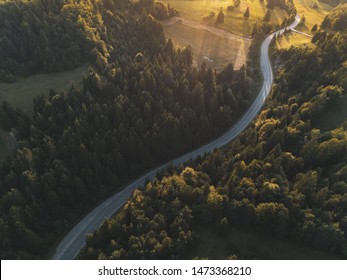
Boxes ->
[275,32,313,49]
[274,0,333,50]
[0,64,88,115]
[294,0,333,33]
[164,21,251,69]
[191,227,339,259]
[162,0,288,37]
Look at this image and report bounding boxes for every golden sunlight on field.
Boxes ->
[275,32,313,49]
[162,0,288,37]
[163,19,251,69]
[294,0,333,32]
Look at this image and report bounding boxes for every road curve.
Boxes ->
[52,15,301,260]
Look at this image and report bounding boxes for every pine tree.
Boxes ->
[215,9,225,25]
[263,9,271,22]
[311,24,318,33]
[243,7,250,18]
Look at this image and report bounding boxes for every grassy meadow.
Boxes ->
[163,21,251,69]
[0,64,89,162]
[162,0,288,37]
[0,64,89,115]
[275,32,313,49]
[272,0,333,52]
[294,0,333,33]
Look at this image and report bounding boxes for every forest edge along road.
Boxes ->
[52,15,301,260]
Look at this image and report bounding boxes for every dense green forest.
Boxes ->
[0,0,254,259]
[0,0,178,82]
[0,0,91,82]
[79,5,347,259]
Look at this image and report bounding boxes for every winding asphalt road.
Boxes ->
[52,15,301,260]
